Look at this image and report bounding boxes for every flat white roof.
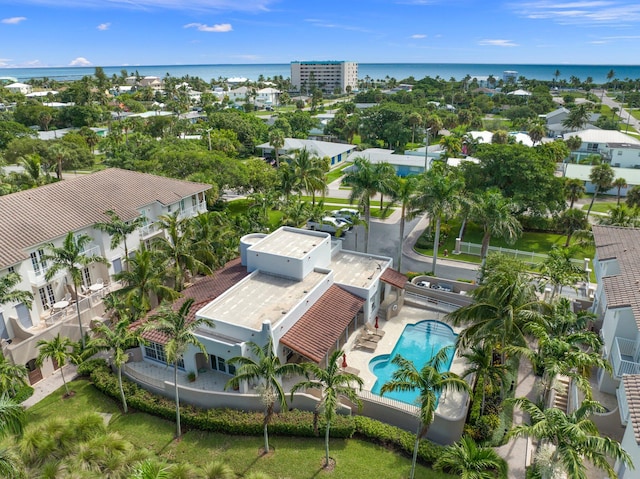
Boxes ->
[249,228,328,258]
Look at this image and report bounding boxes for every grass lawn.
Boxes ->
[326,163,349,184]
[414,220,594,268]
[26,380,454,479]
[581,201,617,214]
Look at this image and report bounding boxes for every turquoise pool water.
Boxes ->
[369,320,457,406]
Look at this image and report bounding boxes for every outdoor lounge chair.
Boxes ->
[358,331,381,343]
[354,338,377,352]
[364,323,385,338]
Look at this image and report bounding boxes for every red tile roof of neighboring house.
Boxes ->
[133,257,249,344]
[0,168,210,269]
[279,285,364,363]
[592,225,640,327]
[380,267,407,289]
[623,375,640,445]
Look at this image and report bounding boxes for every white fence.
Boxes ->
[456,242,584,268]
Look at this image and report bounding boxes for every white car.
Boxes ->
[331,208,360,223]
[307,216,352,235]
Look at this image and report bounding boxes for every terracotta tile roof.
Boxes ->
[380,267,407,289]
[623,375,640,444]
[280,285,364,363]
[592,226,640,327]
[0,168,210,269]
[133,258,249,344]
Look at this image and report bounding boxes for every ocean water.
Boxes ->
[1,63,640,85]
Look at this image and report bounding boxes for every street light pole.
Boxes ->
[424,128,431,172]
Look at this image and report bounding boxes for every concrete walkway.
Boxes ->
[22,363,79,409]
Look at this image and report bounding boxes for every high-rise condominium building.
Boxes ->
[290,61,358,94]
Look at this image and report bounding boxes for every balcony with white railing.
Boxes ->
[177,202,206,220]
[139,222,162,239]
[610,337,640,379]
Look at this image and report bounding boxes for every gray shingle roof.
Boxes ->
[0,168,210,269]
[592,225,640,327]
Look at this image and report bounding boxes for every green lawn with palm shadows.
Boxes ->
[25,380,454,479]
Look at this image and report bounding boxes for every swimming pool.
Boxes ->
[369,320,457,406]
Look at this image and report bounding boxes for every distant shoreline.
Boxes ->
[2,62,639,84]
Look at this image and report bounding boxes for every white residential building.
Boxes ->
[5,82,33,95]
[0,169,210,383]
[291,61,358,94]
[257,138,357,169]
[256,87,280,106]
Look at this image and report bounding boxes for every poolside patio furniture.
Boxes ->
[355,337,377,352]
[365,323,385,338]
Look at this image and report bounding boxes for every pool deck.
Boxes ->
[343,305,469,417]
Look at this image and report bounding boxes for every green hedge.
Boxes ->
[85,359,444,467]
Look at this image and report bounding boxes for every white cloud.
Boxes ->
[478,39,519,47]
[0,58,12,66]
[1,16,26,24]
[304,18,372,33]
[411,34,426,39]
[69,57,92,66]
[97,22,111,30]
[230,54,260,60]
[512,1,640,26]
[184,22,232,32]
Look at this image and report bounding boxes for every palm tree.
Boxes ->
[586,163,615,219]
[407,112,422,143]
[0,394,25,479]
[392,176,418,271]
[626,184,640,209]
[19,154,47,187]
[145,298,214,438]
[508,398,631,479]
[538,245,585,299]
[612,177,628,204]
[0,354,28,398]
[287,148,328,206]
[36,334,77,397]
[554,69,561,87]
[380,347,470,479]
[558,208,589,247]
[43,232,109,348]
[599,204,640,227]
[48,143,70,180]
[342,156,380,253]
[198,461,235,479]
[0,272,33,311]
[439,135,462,158]
[114,244,178,313]
[94,210,144,271]
[460,344,508,415]
[268,128,285,168]
[564,178,586,209]
[528,123,546,146]
[89,317,141,413]
[225,340,304,455]
[153,213,213,291]
[372,161,397,213]
[471,189,522,264]
[290,350,363,468]
[409,167,463,275]
[562,104,591,131]
[434,435,508,479]
[448,255,542,363]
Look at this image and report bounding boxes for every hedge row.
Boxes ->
[82,359,444,467]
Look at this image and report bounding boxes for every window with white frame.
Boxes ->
[81,267,90,288]
[30,249,47,275]
[144,341,184,368]
[39,285,55,309]
[210,354,236,375]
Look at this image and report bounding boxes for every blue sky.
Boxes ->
[1,0,640,67]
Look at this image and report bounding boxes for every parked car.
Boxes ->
[307,217,352,235]
[331,208,360,224]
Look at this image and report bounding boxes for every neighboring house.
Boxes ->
[26,90,59,98]
[36,127,108,141]
[290,61,358,94]
[591,225,640,396]
[227,86,250,103]
[135,226,398,376]
[139,76,163,90]
[562,164,638,196]
[0,168,210,383]
[257,138,357,168]
[256,87,280,106]
[563,129,640,164]
[347,148,440,176]
[5,82,33,95]
[616,375,640,479]
[507,89,532,97]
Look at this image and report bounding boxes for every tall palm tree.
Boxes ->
[225,340,304,455]
[392,176,418,271]
[89,317,141,413]
[43,232,109,348]
[508,398,631,479]
[36,334,77,397]
[613,177,628,205]
[538,245,585,299]
[145,298,214,438]
[114,244,178,314]
[0,272,33,311]
[287,148,328,206]
[153,213,212,291]
[562,104,591,131]
[558,208,589,247]
[342,157,380,253]
[94,210,144,271]
[0,354,28,398]
[586,163,615,219]
[460,344,508,415]
[471,189,522,265]
[434,435,508,479]
[410,167,463,275]
[290,350,364,468]
[439,135,462,158]
[448,255,542,363]
[372,161,397,213]
[381,347,469,479]
[268,128,285,168]
[528,123,546,146]
[564,178,586,209]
